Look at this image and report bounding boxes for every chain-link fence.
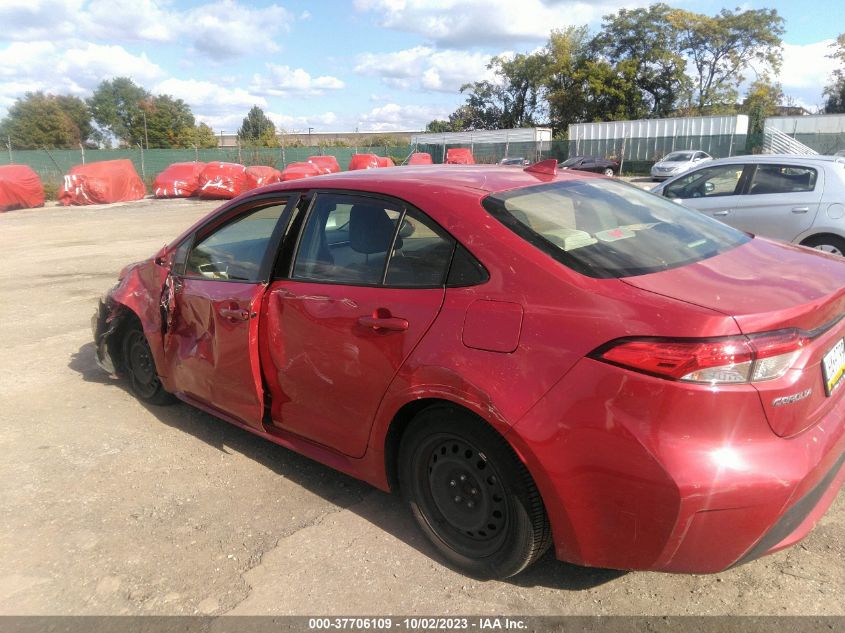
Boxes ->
[0,145,415,188]
[4,131,841,190]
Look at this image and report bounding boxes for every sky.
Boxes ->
[0,0,842,135]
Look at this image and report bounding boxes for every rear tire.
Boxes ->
[398,406,551,579]
[122,323,176,405]
[801,235,845,257]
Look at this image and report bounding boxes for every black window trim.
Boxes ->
[179,193,300,285]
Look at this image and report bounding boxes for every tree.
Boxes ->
[191,123,219,148]
[426,119,453,133]
[238,105,277,146]
[544,27,593,130]
[142,95,195,148]
[53,95,97,145]
[742,76,785,135]
[0,92,82,149]
[670,7,784,113]
[824,33,845,113]
[595,3,690,116]
[88,77,151,146]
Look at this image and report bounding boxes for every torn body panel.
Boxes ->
[92,251,171,382]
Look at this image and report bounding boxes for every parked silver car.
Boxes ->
[651,150,712,180]
[652,154,845,254]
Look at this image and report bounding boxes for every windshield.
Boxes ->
[664,152,694,162]
[560,157,584,167]
[482,179,749,278]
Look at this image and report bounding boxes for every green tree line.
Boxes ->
[428,4,845,135]
[0,78,219,150]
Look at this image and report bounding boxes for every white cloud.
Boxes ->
[0,0,83,41]
[153,78,267,119]
[79,0,174,42]
[780,40,838,91]
[267,111,339,132]
[0,0,293,61]
[0,41,164,116]
[183,1,290,60]
[359,103,449,131]
[355,0,646,47]
[251,64,345,97]
[356,46,495,92]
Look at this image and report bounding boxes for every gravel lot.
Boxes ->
[0,197,842,616]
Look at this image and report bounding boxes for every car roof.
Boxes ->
[702,154,845,165]
[259,164,598,195]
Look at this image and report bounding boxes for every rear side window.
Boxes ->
[748,165,817,195]
[483,179,749,279]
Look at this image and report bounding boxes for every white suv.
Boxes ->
[651,154,845,255]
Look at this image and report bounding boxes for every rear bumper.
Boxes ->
[511,358,845,573]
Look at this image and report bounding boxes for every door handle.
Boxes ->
[792,206,810,214]
[358,314,409,331]
[713,210,730,216]
[219,306,250,322]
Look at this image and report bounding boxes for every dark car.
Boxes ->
[559,155,619,176]
[94,161,845,579]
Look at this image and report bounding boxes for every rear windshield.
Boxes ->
[482,179,750,278]
[560,157,584,167]
[664,152,694,162]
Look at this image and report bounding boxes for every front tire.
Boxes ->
[398,406,551,579]
[122,323,176,405]
[801,235,845,257]
[603,167,615,177]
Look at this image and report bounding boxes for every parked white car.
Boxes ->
[651,154,845,254]
[651,150,712,181]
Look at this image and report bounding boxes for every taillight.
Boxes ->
[594,329,807,384]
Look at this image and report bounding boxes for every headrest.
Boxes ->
[349,204,400,254]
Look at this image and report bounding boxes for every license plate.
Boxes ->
[822,338,845,396]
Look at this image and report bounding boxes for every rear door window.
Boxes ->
[483,179,749,278]
[747,164,817,194]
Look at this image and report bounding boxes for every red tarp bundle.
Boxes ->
[153,162,206,198]
[59,159,146,206]
[197,162,248,199]
[307,155,341,174]
[376,156,394,167]
[445,148,475,165]
[0,165,45,212]
[245,165,282,190]
[407,152,433,165]
[281,162,321,181]
[348,153,381,171]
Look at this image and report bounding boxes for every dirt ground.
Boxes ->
[0,197,842,616]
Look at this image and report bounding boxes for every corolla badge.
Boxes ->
[772,389,812,407]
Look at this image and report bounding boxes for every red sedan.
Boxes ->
[93,161,845,579]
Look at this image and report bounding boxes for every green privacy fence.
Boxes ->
[0,146,417,188]
[16,131,831,187]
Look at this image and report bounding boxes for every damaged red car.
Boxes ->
[93,162,845,579]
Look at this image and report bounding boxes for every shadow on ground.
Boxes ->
[69,341,626,591]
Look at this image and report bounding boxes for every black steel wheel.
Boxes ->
[398,406,551,579]
[801,234,845,257]
[122,323,175,405]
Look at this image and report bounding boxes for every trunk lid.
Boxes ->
[622,237,845,437]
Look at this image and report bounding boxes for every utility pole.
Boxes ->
[6,135,11,163]
[308,127,314,146]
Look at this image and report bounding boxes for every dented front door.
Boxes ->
[162,199,291,428]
